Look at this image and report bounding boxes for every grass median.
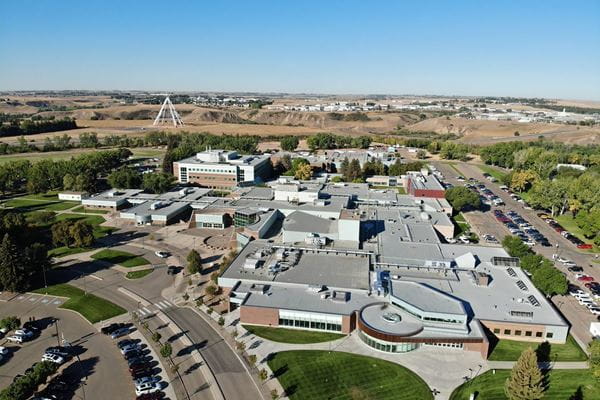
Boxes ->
[243,325,344,344]
[91,249,149,268]
[33,283,126,324]
[126,269,154,279]
[488,335,587,362]
[268,350,433,400]
[450,369,599,400]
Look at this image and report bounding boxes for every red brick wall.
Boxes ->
[342,313,356,334]
[187,172,237,189]
[413,189,446,198]
[240,306,279,327]
[464,338,490,358]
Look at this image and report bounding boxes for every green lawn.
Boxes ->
[243,325,344,344]
[91,249,149,268]
[478,164,508,182]
[0,147,163,164]
[452,212,471,237]
[447,162,464,176]
[32,284,126,324]
[488,335,587,362]
[126,269,154,279]
[2,198,78,212]
[268,350,432,400]
[55,213,115,238]
[450,369,600,400]
[71,205,109,214]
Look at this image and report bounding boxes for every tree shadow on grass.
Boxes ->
[568,386,584,400]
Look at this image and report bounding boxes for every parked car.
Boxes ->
[124,349,144,360]
[120,343,140,354]
[589,307,600,315]
[14,329,34,338]
[135,382,161,396]
[0,346,8,355]
[101,323,125,335]
[154,251,169,258]
[134,376,160,387]
[136,392,163,400]
[578,276,595,282]
[117,339,136,349]
[41,353,65,364]
[167,266,180,275]
[568,266,584,273]
[6,335,24,344]
[110,327,130,339]
[45,346,70,358]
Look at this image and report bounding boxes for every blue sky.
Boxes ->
[1,1,599,100]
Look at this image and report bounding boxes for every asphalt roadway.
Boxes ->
[48,239,261,400]
[163,307,261,400]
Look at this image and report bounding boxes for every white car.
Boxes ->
[41,353,65,364]
[589,307,600,315]
[154,251,169,258]
[6,335,24,344]
[135,382,161,396]
[557,257,570,264]
[0,346,8,355]
[0,327,8,334]
[134,376,160,386]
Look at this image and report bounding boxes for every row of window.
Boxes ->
[493,328,553,339]
[423,342,464,349]
[187,167,236,174]
[278,318,342,332]
[391,300,463,325]
[201,223,224,229]
[358,331,419,353]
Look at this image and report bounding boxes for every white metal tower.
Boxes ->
[153,96,184,127]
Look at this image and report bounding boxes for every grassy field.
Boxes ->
[32,283,126,324]
[91,249,149,268]
[446,162,464,176]
[450,369,600,400]
[2,198,78,212]
[48,213,116,257]
[267,350,432,400]
[488,335,587,362]
[478,164,508,182]
[71,206,109,214]
[243,326,344,344]
[125,269,153,279]
[0,147,164,164]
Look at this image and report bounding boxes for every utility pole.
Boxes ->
[54,318,60,347]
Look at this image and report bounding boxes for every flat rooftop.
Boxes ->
[409,173,445,191]
[120,200,189,217]
[221,241,371,290]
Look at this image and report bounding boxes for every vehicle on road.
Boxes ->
[483,234,498,243]
[154,251,169,258]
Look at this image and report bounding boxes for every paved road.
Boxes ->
[435,161,597,344]
[164,307,261,400]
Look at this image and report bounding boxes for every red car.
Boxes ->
[578,276,595,282]
[578,244,593,250]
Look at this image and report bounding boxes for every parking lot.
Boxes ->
[435,161,599,343]
[0,299,134,400]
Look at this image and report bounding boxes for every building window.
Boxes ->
[515,330,522,336]
[504,329,511,335]
[493,328,500,334]
[525,331,532,337]
[536,332,543,338]
[546,332,554,339]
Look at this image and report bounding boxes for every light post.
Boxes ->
[54,318,60,347]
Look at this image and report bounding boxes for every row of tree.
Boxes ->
[502,236,567,296]
[0,148,131,195]
[306,133,372,151]
[0,117,77,137]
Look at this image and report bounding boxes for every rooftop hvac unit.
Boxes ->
[150,201,165,210]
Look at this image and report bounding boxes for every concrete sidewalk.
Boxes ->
[487,360,589,369]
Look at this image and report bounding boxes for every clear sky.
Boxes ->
[1,0,599,100]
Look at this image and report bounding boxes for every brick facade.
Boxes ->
[479,320,562,344]
[240,306,279,327]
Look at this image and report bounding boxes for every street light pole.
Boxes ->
[54,318,60,347]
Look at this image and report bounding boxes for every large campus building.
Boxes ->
[172,149,272,189]
[219,240,569,358]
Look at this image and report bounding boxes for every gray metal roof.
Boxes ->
[390,281,466,316]
[283,211,337,234]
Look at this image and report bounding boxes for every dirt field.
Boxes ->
[2,94,599,146]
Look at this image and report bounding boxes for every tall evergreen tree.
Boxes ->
[505,347,545,400]
[0,234,27,292]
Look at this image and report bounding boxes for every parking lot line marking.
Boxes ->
[138,309,147,316]
[41,298,49,303]
[155,303,164,310]
[163,300,172,306]
[158,301,169,308]
[89,274,103,281]
[142,307,151,314]
[53,300,62,305]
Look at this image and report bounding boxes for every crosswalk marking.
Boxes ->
[158,301,169,309]
[163,300,172,306]
[138,309,147,316]
[143,307,151,314]
[155,303,164,310]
